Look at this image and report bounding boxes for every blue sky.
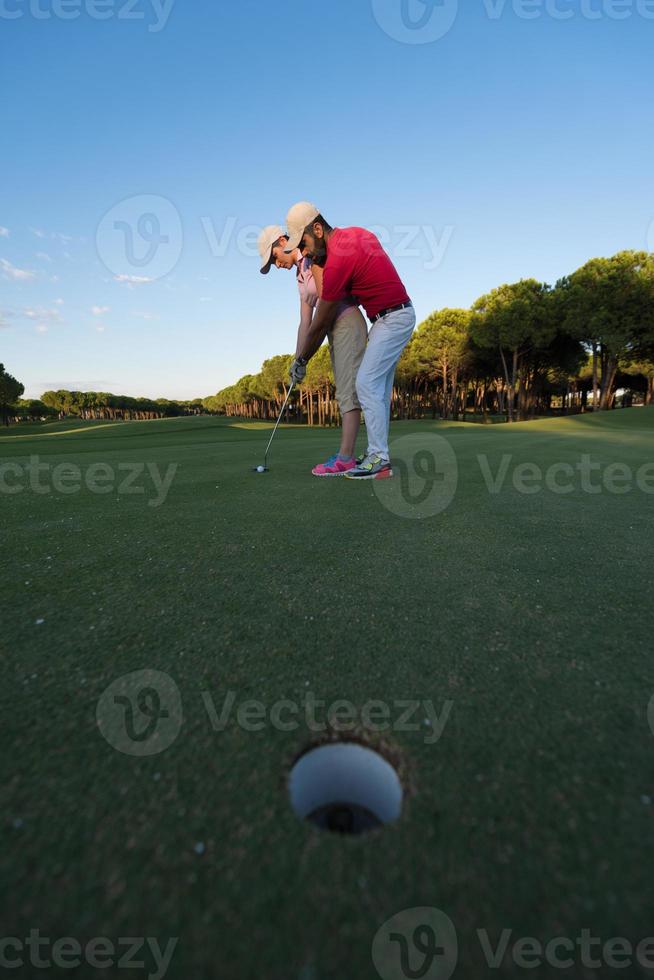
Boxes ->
[1,0,653,400]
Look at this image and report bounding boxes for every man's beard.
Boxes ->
[310,239,328,266]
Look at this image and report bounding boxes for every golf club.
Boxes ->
[253,381,295,473]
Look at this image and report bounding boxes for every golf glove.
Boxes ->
[290,357,307,383]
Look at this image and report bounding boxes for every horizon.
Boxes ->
[2,1,653,400]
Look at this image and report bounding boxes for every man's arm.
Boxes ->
[296,300,339,361]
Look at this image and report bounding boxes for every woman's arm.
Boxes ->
[295,299,315,358]
[311,263,324,298]
[296,300,339,361]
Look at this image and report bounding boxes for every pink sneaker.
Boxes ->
[312,454,357,477]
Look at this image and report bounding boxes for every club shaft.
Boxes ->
[264,382,295,466]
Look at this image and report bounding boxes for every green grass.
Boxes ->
[2,409,653,979]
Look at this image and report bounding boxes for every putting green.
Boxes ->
[2,408,653,979]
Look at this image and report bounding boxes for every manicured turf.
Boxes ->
[2,409,653,979]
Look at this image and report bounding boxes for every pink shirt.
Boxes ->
[296,256,319,309]
[296,255,358,322]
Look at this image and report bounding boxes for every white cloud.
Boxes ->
[199,296,213,302]
[95,325,106,333]
[36,251,53,263]
[21,306,60,336]
[53,298,64,305]
[0,227,9,238]
[1,258,36,281]
[131,311,157,320]
[29,228,78,247]
[114,274,154,288]
[22,306,63,324]
[91,305,110,316]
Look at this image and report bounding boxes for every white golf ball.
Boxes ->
[256,465,265,473]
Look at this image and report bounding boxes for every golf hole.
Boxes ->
[289,742,403,835]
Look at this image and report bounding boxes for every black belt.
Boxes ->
[370,301,413,324]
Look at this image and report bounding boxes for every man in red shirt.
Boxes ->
[285,202,415,479]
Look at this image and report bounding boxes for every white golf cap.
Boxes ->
[258,224,285,275]
[284,201,320,253]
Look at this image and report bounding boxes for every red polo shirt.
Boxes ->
[321,227,410,321]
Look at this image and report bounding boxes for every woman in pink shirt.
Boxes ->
[258,224,367,476]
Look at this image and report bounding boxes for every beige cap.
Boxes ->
[284,201,320,253]
[258,224,285,275]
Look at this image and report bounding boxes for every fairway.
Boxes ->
[2,409,654,979]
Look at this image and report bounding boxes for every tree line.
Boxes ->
[0,371,205,426]
[39,390,205,421]
[204,251,654,424]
